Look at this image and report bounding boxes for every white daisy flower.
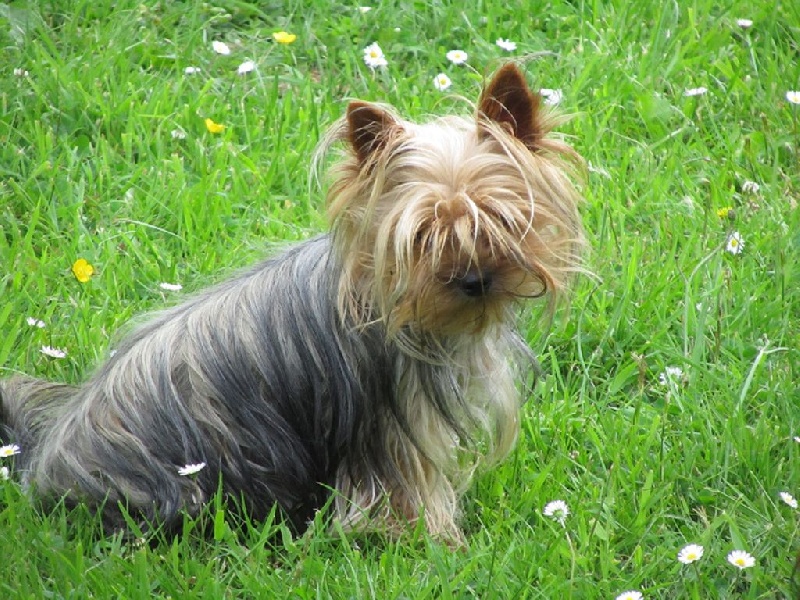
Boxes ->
[736,18,753,28]
[684,87,708,97]
[363,42,388,69]
[212,41,231,55]
[160,282,183,291]
[13,68,29,77]
[779,492,798,509]
[40,345,67,359]
[358,6,372,13]
[496,38,517,52]
[433,73,452,91]
[615,591,643,600]
[727,549,755,569]
[725,231,744,255]
[539,88,563,105]
[237,60,256,75]
[677,544,704,564]
[26,317,46,328]
[0,444,21,458]
[170,129,186,140]
[543,499,569,525]
[178,462,206,476]
[184,66,201,75]
[446,50,468,65]
[0,466,8,480]
[786,91,800,105]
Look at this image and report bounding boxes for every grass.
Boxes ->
[1,0,799,597]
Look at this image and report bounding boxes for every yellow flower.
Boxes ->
[273,31,297,44]
[716,206,733,218]
[71,258,94,283]
[204,118,225,134]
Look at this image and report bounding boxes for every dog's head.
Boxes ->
[323,63,585,338]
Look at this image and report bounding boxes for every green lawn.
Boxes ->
[1,1,799,598]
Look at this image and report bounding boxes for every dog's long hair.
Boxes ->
[1,64,584,542]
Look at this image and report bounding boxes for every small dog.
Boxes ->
[0,63,584,543]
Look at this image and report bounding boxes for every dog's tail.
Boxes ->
[0,376,75,469]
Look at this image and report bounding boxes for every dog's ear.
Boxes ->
[346,101,398,164]
[478,63,543,150]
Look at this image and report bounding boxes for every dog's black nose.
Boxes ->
[459,271,492,297]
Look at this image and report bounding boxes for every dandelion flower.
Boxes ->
[727,550,755,569]
[742,180,760,194]
[72,258,94,283]
[786,91,800,105]
[684,87,708,97]
[0,444,21,458]
[40,345,67,359]
[184,66,201,75]
[659,366,683,385]
[539,88,563,106]
[160,282,183,292]
[433,73,452,91]
[543,499,569,525]
[272,31,297,45]
[363,42,388,69]
[0,466,8,480]
[237,60,256,75]
[615,591,643,600]
[716,206,733,219]
[178,463,206,476]
[204,118,225,134]
[677,544,704,564]
[446,50,468,65]
[212,41,231,55]
[496,38,517,51]
[26,317,45,328]
[779,492,798,509]
[725,231,744,255]
[736,18,753,28]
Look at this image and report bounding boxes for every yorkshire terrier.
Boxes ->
[0,63,584,543]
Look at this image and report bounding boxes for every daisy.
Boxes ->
[170,128,187,140]
[659,366,683,385]
[725,231,744,255]
[786,91,800,105]
[727,550,755,569]
[794,436,800,443]
[0,444,21,458]
[615,591,643,600]
[736,18,753,28]
[496,38,517,52]
[433,73,452,91]
[363,42,388,69]
[160,282,183,292]
[684,87,708,97]
[358,6,372,13]
[543,499,569,525]
[212,41,231,55]
[539,88,563,106]
[741,180,760,194]
[446,50,468,65]
[272,31,297,45]
[0,466,8,480]
[237,60,256,75]
[26,317,45,328]
[13,68,28,77]
[184,66,201,75]
[40,345,67,359]
[72,258,94,283]
[779,492,798,509]
[178,463,206,476]
[677,544,704,564]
